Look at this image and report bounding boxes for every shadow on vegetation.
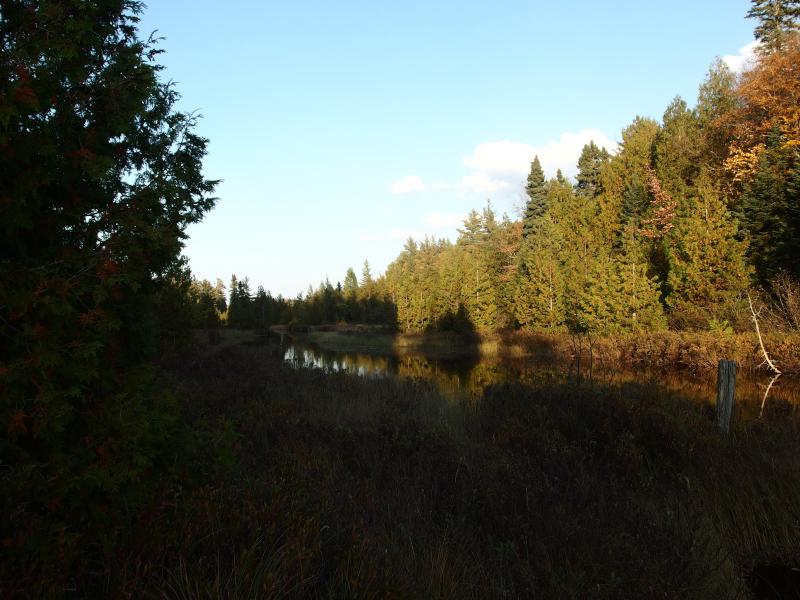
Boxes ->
[30,340,790,598]
[427,304,477,337]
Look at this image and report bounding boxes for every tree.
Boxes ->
[523,156,547,236]
[667,176,751,327]
[0,0,217,587]
[360,260,374,291]
[747,0,800,53]
[514,214,566,330]
[739,138,800,281]
[653,96,702,199]
[577,243,666,333]
[575,141,610,198]
[723,35,800,183]
[597,117,660,239]
[696,59,739,174]
[343,267,359,298]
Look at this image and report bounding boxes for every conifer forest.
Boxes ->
[3,1,800,598]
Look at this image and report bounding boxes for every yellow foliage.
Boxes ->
[722,35,800,175]
[724,143,765,182]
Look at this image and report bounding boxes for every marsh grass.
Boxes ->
[39,340,800,598]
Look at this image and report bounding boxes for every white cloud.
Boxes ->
[723,40,759,73]
[462,141,535,177]
[423,211,466,228]
[389,175,426,195]
[459,172,512,195]
[388,129,617,200]
[389,175,450,195]
[459,129,618,196]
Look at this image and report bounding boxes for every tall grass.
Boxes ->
[49,341,800,598]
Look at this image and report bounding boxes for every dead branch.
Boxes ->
[759,373,781,419]
[748,293,782,374]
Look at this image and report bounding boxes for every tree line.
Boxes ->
[208,2,800,335]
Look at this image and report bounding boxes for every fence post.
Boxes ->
[716,359,736,434]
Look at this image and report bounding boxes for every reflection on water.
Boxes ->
[283,340,799,421]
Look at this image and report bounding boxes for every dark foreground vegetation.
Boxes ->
[8,339,800,597]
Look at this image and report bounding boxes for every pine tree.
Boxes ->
[514,214,566,330]
[739,133,800,281]
[653,96,702,199]
[617,238,668,332]
[747,0,800,52]
[696,59,739,173]
[667,177,751,327]
[361,260,374,289]
[577,243,666,333]
[457,206,503,330]
[597,117,660,239]
[575,141,610,198]
[343,267,359,298]
[523,156,547,237]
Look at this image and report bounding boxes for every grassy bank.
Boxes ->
[300,327,800,373]
[29,339,793,598]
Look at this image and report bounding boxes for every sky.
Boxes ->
[138,0,757,298]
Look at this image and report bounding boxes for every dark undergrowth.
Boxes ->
[8,341,800,598]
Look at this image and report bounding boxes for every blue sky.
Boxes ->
[138,0,755,298]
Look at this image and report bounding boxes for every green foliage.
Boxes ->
[653,96,702,199]
[577,243,666,333]
[667,177,751,328]
[575,141,610,198]
[595,117,660,245]
[343,267,359,298]
[747,0,800,52]
[696,59,739,170]
[514,215,566,330]
[0,0,217,584]
[739,139,800,282]
[523,156,547,236]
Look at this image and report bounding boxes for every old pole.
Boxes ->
[716,359,736,434]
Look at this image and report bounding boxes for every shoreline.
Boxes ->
[266,325,800,373]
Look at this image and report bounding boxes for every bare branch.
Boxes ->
[748,293,782,374]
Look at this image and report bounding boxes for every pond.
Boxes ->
[283,337,799,423]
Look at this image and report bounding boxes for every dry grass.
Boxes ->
[132,342,800,598]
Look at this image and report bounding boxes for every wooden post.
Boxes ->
[716,359,736,434]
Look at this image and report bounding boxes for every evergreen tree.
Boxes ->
[548,177,602,314]
[739,133,800,281]
[747,0,800,52]
[0,0,217,578]
[575,141,610,198]
[214,278,228,314]
[343,267,359,298]
[192,278,223,327]
[598,117,660,239]
[667,177,751,327]
[617,238,668,332]
[360,260,374,291]
[696,59,739,173]
[514,214,566,330]
[523,156,547,237]
[653,96,702,199]
[577,243,666,333]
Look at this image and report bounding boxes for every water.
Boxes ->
[283,338,799,422]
